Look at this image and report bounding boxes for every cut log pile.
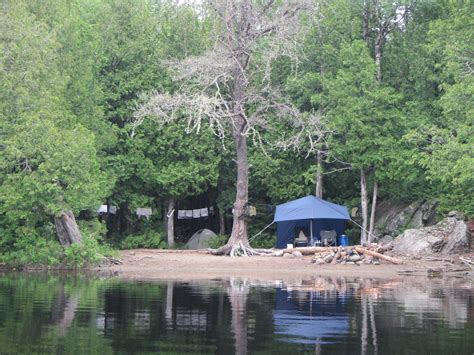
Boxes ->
[280,243,403,265]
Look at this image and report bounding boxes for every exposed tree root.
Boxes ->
[211,242,267,257]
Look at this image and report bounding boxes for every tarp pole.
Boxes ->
[310,219,313,246]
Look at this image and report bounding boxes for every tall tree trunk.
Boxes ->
[219,210,226,235]
[375,34,383,82]
[315,150,323,198]
[360,169,369,245]
[221,124,249,254]
[167,198,175,248]
[368,178,378,243]
[362,1,370,41]
[55,211,82,247]
[215,36,250,255]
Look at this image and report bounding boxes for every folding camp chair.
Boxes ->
[320,230,337,246]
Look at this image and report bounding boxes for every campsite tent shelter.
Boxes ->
[186,228,217,249]
[273,196,350,248]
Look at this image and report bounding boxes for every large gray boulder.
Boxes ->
[374,200,438,237]
[392,212,470,255]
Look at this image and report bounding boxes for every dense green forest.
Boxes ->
[0,0,472,264]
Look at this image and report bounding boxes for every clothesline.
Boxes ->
[177,207,214,219]
[96,204,216,219]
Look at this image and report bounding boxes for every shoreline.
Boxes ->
[95,249,472,283]
[2,249,471,283]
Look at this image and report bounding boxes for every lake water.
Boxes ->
[0,273,473,354]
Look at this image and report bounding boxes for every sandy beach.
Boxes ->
[97,249,469,282]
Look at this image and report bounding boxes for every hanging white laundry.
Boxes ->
[178,210,186,219]
[136,208,153,219]
[97,205,108,213]
[200,208,208,217]
[167,208,175,218]
[109,206,118,214]
[209,206,214,215]
[192,209,200,218]
[185,210,193,219]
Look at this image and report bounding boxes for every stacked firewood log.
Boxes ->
[280,243,403,265]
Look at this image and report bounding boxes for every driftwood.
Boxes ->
[459,256,474,264]
[397,269,418,274]
[331,248,342,264]
[421,256,454,262]
[459,256,474,268]
[444,266,470,272]
[282,246,335,255]
[355,247,403,265]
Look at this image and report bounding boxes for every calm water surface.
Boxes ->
[0,273,473,354]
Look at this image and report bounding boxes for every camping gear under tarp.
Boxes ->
[274,196,350,249]
[186,228,217,249]
[338,234,349,246]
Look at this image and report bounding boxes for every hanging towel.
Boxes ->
[192,209,200,218]
[185,210,193,219]
[97,205,108,213]
[247,205,257,217]
[351,207,359,218]
[136,208,152,219]
[178,210,186,219]
[109,206,118,214]
[200,208,208,217]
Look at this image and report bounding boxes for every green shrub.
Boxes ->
[205,234,229,249]
[119,230,167,249]
[250,233,275,249]
[0,226,63,267]
[0,219,115,268]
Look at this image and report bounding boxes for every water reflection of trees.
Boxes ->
[271,276,474,353]
[1,274,473,354]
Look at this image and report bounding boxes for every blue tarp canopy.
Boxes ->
[273,196,350,248]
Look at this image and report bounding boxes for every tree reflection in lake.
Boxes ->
[0,273,473,354]
[227,278,249,355]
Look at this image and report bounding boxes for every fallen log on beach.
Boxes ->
[355,246,403,265]
[282,246,335,255]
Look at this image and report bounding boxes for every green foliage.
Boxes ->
[250,145,313,203]
[0,228,63,267]
[63,242,99,268]
[205,234,229,249]
[119,230,167,250]
[250,233,276,249]
[62,219,115,268]
[324,41,404,172]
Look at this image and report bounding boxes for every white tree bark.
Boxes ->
[360,169,369,245]
[167,198,175,248]
[315,150,323,198]
[368,178,378,242]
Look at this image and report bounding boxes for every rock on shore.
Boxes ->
[392,212,471,255]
